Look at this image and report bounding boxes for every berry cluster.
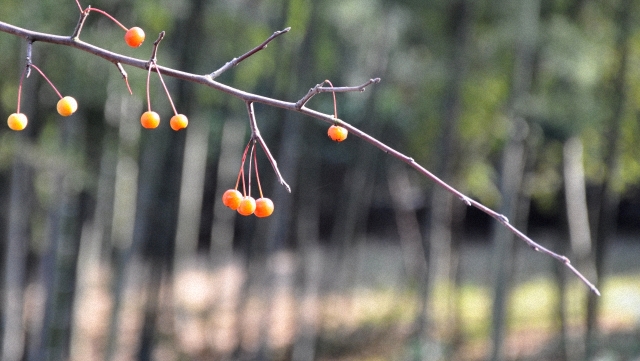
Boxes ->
[72,1,188,130]
[140,44,188,131]
[5,1,151,131]
[222,141,274,218]
[7,63,77,131]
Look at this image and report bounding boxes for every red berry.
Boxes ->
[170,114,188,131]
[254,198,274,218]
[7,113,28,131]
[125,27,145,48]
[328,125,348,142]
[140,111,160,129]
[237,196,256,216]
[57,96,78,116]
[222,189,242,210]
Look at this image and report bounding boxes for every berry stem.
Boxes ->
[236,142,251,192]
[84,7,129,32]
[16,64,28,114]
[145,62,153,112]
[254,146,264,199]
[75,0,83,13]
[247,142,255,197]
[325,79,338,119]
[154,64,178,115]
[29,64,63,99]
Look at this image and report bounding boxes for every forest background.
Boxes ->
[0,0,639,360]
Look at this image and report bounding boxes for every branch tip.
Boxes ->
[209,26,291,79]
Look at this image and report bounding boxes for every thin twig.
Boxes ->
[295,78,381,109]
[209,27,291,79]
[150,31,165,63]
[116,62,132,95]
[0,20,599,295]
[71,5,90,39]
[246,101,291,193]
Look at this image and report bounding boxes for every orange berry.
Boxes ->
[328,125,348,142]
[7,113,28,131]
[125,27,145,48]
[237,196,256,216]
[170,114,188,131]
[254,198,274,218]
[222,189,243,210]
[140,111,160,129]
[56,96,78,116]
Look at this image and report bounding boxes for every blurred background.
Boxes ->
[1,0,639,360]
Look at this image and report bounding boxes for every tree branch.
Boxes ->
[0,20,599,295]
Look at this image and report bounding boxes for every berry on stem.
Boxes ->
[237,196,256,216]
[57,96,78,116]
[254,198,274,218]
[222,189,243,210]
[170,114,188,131]
[124,27,145,48]
[328,124,348,142]
[140,111,160,129]
[7,113,28,131]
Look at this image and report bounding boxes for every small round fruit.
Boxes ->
[222,189,243,210]
[125,27,145,48]
[7,113,28,131]
[140,111,160,129]
[170,114,188,131]
[57,96,78,116]
[328,125,348,142]
[237,196,256,216]
[254,198,274,218]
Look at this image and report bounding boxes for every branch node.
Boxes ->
[460,195,472,206]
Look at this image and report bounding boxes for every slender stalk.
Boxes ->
[16,65,27,113]
[154,66,178,115]
[247,142,255,197]
[254,148,264,199]
[145,63,153,112]
[236,142,251,191]
[324,80,338,119]
[29,64,64,99]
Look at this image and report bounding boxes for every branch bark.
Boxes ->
[0,19,599,295]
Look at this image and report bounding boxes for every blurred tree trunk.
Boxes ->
[422,1,473,357]
[489,1,540,360]
[104,97,141,361]
[291,139,323,361]
[585,0,631,357]
[562,137,592,360]
[35,119,84,361]
[2,138,33,361]
[255,1,315,357]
